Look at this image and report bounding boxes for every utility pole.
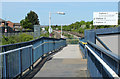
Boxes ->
[49,12,65,38]
[61,24,62,38]
[49,12,51,37]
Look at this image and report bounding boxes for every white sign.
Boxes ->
[34,25,40,38]
[5,29,7,33]
[49,27,53,33]
[93,12,118,25]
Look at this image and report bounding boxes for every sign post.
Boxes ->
[48,26,53,37]
[34,25,40,39]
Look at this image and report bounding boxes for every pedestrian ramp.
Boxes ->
[33,45,88,77]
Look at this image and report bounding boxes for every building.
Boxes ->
[13,23,22,31]
[0,19,14,33]
[0,18,23,32]
[40,25,49,28]
[81,25,86,28]
[0,18,8,27]
[7,21,14,29]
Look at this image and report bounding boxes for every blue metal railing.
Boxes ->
[79,37,86,59]
[79,27,120,78]
[0,37,66,78]
[96,36,111,51]
[79,39,120,78]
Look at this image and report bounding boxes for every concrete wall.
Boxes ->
[96,34,120,56]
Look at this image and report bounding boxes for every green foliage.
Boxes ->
[20,11,40,30]
[78,28,84,33]
[45,27,49,31]
[55,20,93,33]
[19,33,33,42]
[63,33,74,39]
[26,11,40,25]
[54,19,119,34]
[66,39,79,44]
[40,32,49,37]
[20,19,33,29]
[2,34,33,45]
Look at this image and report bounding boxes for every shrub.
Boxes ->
[2,33,33,45]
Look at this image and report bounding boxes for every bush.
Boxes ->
[66,39,79,44]
[2,33,33,45]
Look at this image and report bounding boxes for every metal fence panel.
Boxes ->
[87,49,113,78]
[43,39,49,54]
[55,40,59,50]
[6,50,20,77]
[2,54,6,78]
[0,37,66,78]
[48,40,54,52]
[0,55,2,78]
[21,47,32,72]
[33,41,43,62]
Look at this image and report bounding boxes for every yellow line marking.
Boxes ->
[79,41,87,45]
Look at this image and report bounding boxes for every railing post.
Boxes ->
[20,49,22,79]
[53,39,55,52]
[118,61,120,76]
[42,38,44,60]
[3,54,7,79]
[29,47,32,70]
[31,47,34,70]
[5,54,9,78]
[84,30,96,77]
[85,30,96,44]
[84,46,88,59]
[47,39,49,56]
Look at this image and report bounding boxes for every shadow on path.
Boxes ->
[22,47,65,79]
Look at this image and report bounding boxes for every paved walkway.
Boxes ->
[33,45,88,77]
[53,45,82,59]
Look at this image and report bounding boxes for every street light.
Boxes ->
[61,24,62,38]
[49,12,65,37]
[56,12,65,15]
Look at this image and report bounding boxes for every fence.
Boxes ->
[79,27,120,78]
[0,37,66,78]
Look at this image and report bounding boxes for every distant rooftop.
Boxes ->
[0,18,6,22]
[40,25,49,28]
[14,23,20,26]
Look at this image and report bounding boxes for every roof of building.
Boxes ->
[14,23,21,26]
[40,25,49,28]
[0,18,6,22]
[7,21,13,23]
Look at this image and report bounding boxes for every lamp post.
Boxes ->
[49,12,65,37]
[61,24,62,38]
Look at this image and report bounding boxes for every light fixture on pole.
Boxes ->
[49,12,65,37]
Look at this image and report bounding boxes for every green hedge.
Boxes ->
[2,33,33,45]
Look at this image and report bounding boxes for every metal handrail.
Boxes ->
[0,45,33,55]
[0,37,65,48]
[87,41,120,62]
[0,40,65,53]
[33,40,64,50]
[85,45,120,78]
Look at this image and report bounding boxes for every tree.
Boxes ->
[20,11,40,30]
[25,11,40,25]
[20,19,32,29]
